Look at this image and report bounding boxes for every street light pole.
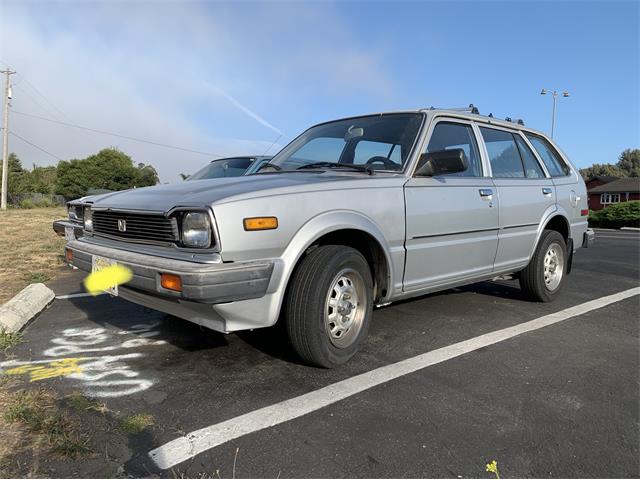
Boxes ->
[540,88,569,139]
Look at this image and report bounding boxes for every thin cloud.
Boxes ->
[205,82,284,136]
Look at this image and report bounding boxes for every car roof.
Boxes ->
[308,108,550,140]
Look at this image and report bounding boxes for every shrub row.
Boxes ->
[589,201,640,229]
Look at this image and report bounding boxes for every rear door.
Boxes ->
[478,126,555,272]
[403,119,499,291]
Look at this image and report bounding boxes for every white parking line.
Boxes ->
[55,292,105,299]
[148,287,640,470]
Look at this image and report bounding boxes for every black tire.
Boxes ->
[519,230,567,302]
[284,245,373,368]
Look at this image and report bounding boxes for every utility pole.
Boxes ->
[1,67,16,210]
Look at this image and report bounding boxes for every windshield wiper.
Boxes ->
[296,162,375,175]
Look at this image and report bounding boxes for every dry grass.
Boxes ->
[0,385,92,476]
[0,207,66,303]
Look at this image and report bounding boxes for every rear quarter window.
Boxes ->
[525,134,571,177]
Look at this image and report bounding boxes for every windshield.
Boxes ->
[188,157,254,180]
[267,113,424,172]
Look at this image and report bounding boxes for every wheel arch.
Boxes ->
[279,211,395,306]
[528,210,571,260]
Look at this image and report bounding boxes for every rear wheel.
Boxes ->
[284,245,373,368]
[520,230,567,302]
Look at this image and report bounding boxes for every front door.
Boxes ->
[403,120,499,292]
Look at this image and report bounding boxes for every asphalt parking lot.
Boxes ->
[1,228,639,478]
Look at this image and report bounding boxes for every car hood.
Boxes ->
[89,173,389,213]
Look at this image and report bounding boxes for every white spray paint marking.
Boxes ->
[0,321,166,398]
[148,287,640,470]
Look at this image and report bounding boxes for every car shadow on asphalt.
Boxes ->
[67,296,230,352]
[64,280,527,365]
[379,280,528,310]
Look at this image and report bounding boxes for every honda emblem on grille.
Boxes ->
[117,219,127,232]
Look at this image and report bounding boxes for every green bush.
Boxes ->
[35,197,54,208]
[19,199,35,209]
[589,201,640,229]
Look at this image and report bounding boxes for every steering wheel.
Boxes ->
[366,156,400,170]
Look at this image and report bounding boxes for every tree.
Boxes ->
[580,148,640,180]
[616,149,640,177]
[0,153,29,195]
[135,163,160,186]
[55,148,159,199]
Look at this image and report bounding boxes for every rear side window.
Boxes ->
[514,136,545,179]
[479,127,524,178]
[525,134,571,177]
[425,122,482,177]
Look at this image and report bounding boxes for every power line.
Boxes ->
[14,72,75,123]
[9,131,63,160]
[12,110,223,157]
[13,83,68,122]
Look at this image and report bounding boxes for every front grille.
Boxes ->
[92,211,179,244]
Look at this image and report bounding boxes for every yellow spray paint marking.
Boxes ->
[4,358,84,382]
[83,264,133,296]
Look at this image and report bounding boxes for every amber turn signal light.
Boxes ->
[65,249,73,262]
[160,273,182,292]
[243,217,278,231]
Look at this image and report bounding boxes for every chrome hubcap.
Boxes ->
[543,242,564,291]
[325,269,366,348]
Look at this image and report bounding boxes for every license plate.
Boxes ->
[91,255,118,296]
[64,226,76,241]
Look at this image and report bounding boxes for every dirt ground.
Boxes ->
[0,207,66,304]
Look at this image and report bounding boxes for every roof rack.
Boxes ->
[428,104,525,126]
[429,103,480,114]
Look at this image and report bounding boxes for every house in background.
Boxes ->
[587,178,640,211]
[585,175,619,191]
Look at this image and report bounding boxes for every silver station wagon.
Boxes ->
[65,107,592,367]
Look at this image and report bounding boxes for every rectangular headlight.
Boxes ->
[181,212,211,248]
[84,207,93,231]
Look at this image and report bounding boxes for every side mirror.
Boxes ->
[415,148,468,177]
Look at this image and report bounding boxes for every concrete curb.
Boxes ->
[620,227,640,231]
[0,283,55,333]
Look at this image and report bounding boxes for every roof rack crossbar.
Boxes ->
[430,103,480,114]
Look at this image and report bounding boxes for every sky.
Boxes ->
[0,0,638,182]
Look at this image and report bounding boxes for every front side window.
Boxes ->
[188,158,253,180]
[525,134,571,177]
[480,127,525,178]
[423,122,482,177]
[268,113,423,172]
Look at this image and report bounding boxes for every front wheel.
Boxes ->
[284,245,373,368]
[520,230,567,302]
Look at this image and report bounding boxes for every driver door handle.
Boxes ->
[479,188,494,197]
[542,187,553,195]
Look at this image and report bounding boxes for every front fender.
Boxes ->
[270,210,396,300]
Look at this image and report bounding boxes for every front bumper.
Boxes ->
[582,228,595,248]
[66,239,274,304]
[53,219,84,238]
